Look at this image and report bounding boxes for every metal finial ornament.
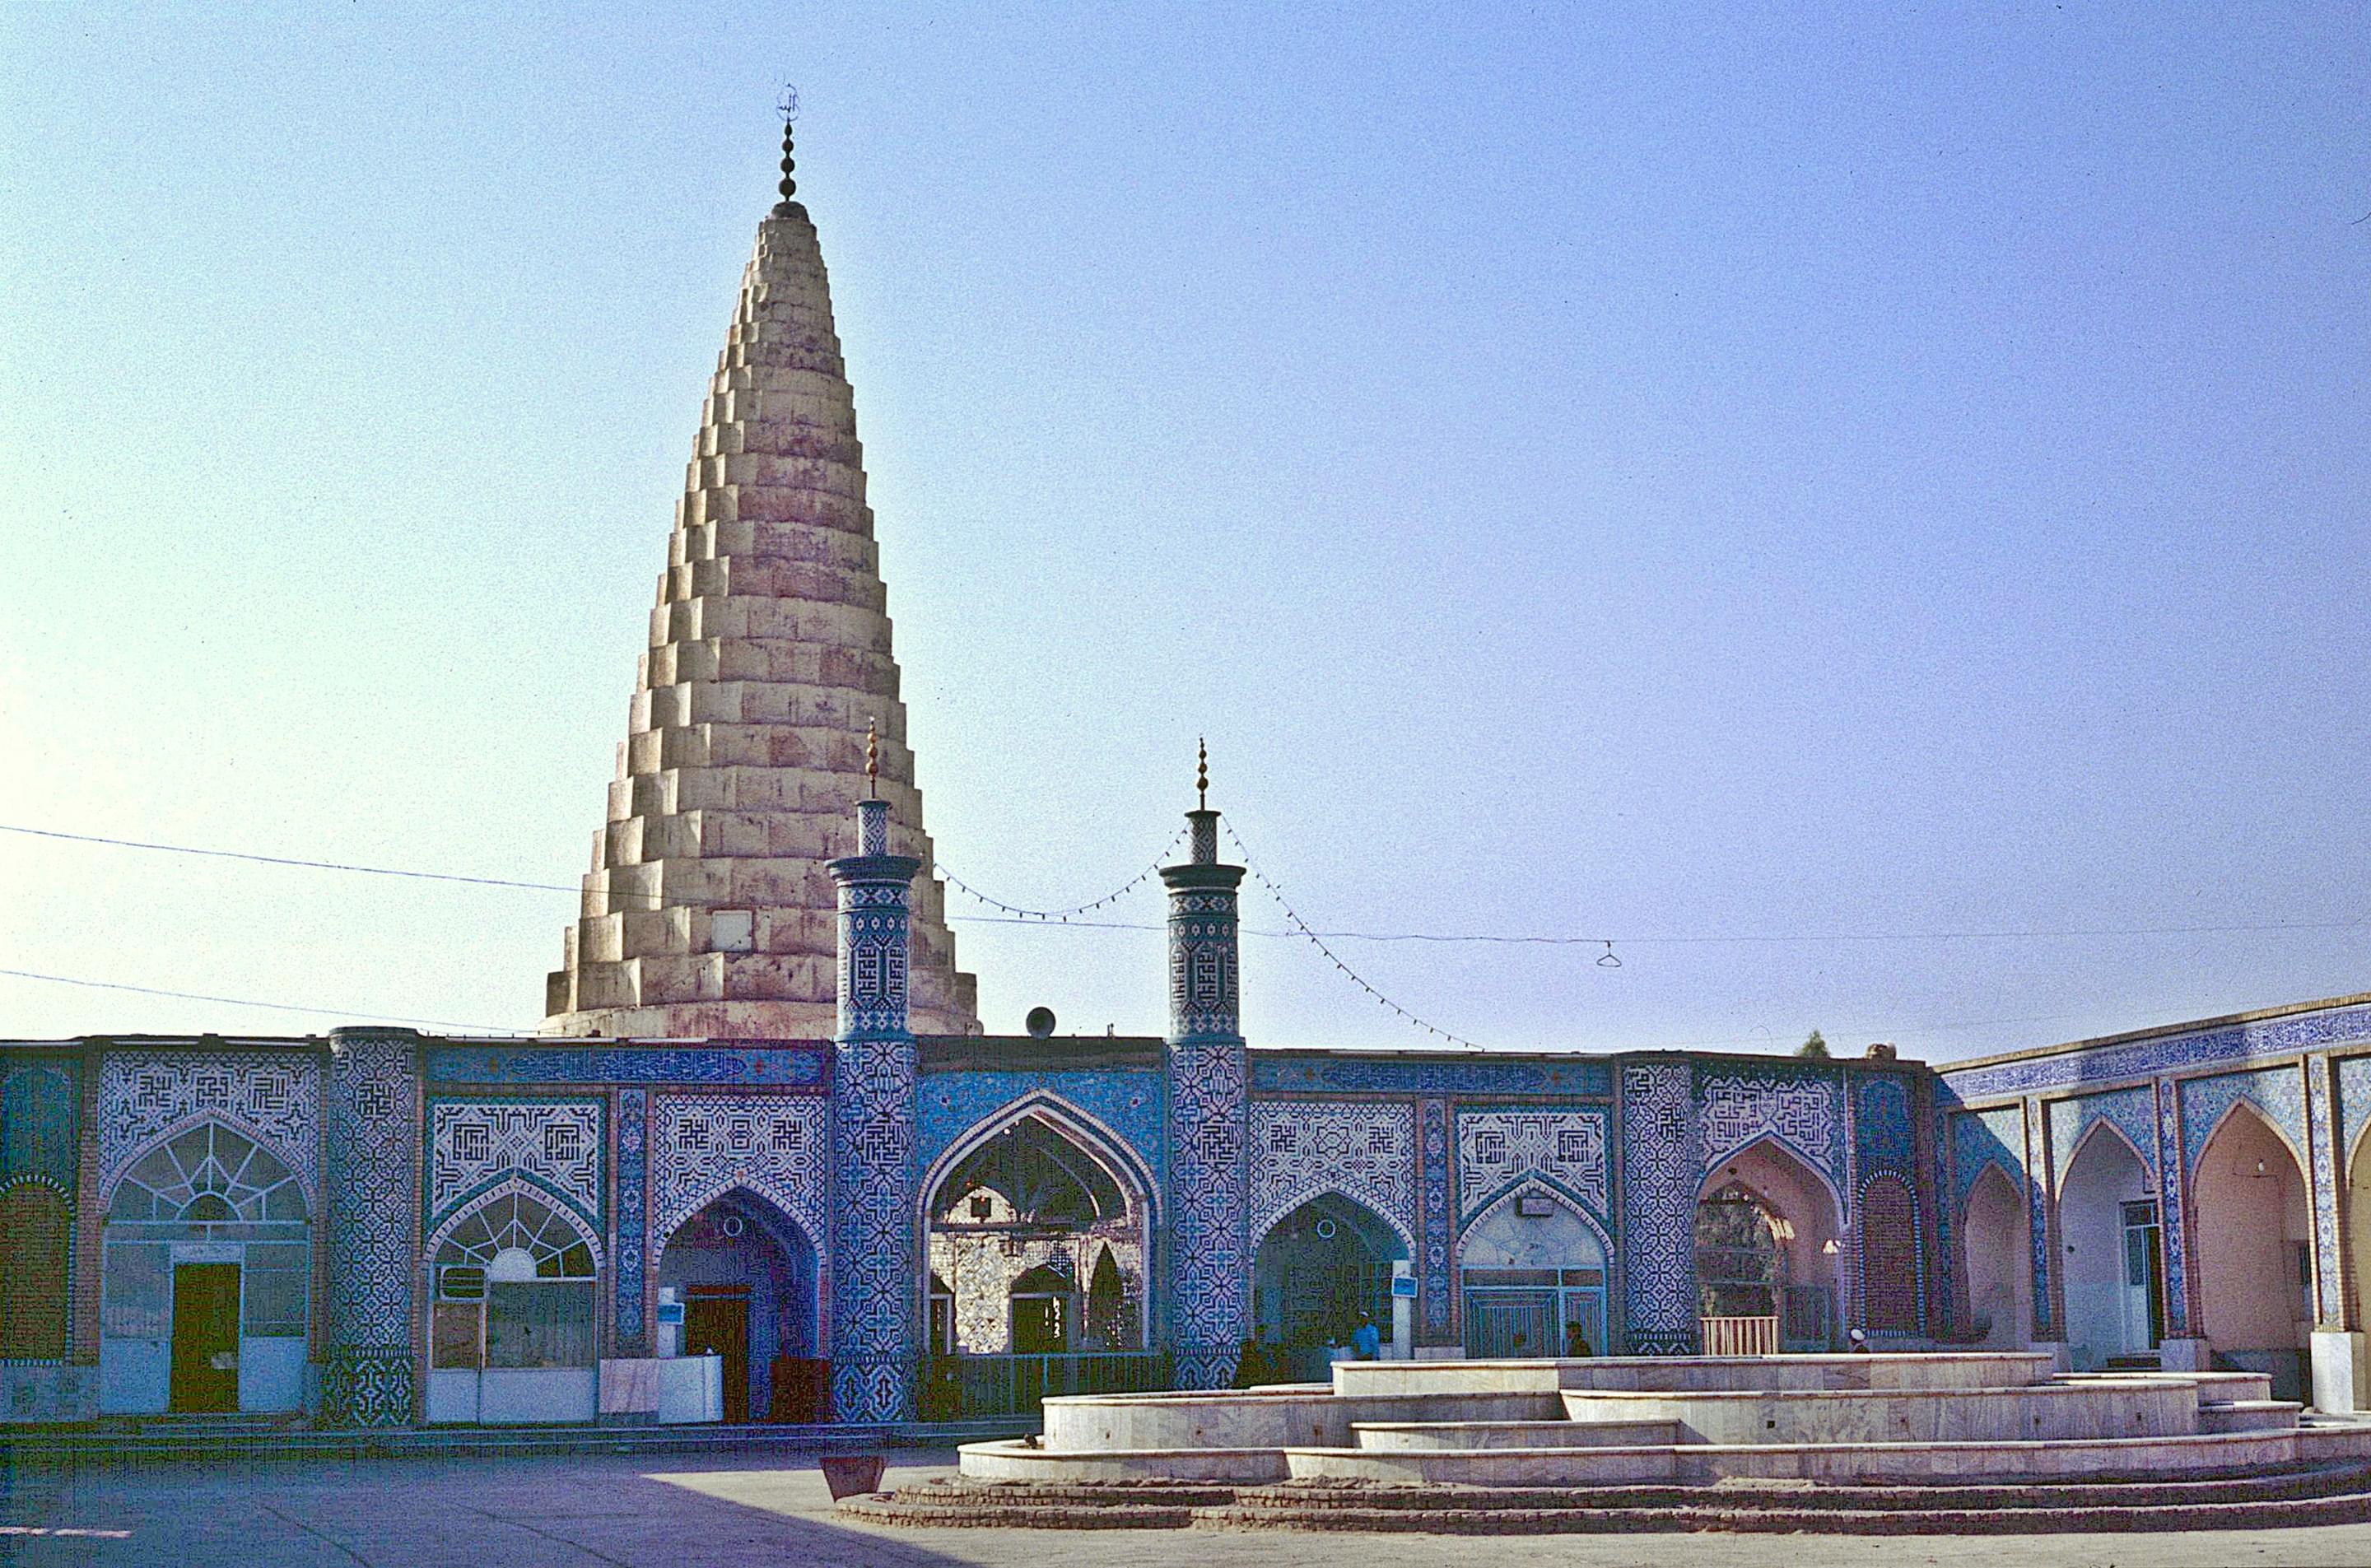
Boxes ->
[866,719,879,798]
[1196,737,1208,810]
[776,84,799,202]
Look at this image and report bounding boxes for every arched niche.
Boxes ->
[1697,1138,1845,1351]
[656,1189,822,1422]
[1959,1163,2032,1348]
[920,1102,1153,1356]
[98,1121,312,1417]
[1458,1184,1608,1360]
[2056,1123,2155,1370]
[424,1186,601,1426]
[1253,1192,1407,1379]
[2193,1101,2310,1400]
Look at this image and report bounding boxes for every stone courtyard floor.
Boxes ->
[7,1449,2371,1566]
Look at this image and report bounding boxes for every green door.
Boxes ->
[169,1263,240,1412]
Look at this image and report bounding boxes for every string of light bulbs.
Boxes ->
[933,828,1186,921]
[1220,819,1497,1051]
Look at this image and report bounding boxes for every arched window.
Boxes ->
[109,1123,306,1223]
[0,1184,71,1358]
[431,1191,597,1373]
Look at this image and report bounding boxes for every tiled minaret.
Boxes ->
[546,108,978,1040]
[1162,742,1251,1388]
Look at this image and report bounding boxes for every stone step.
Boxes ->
[1353,1419,1681,1451]
[845,1464,2371,1534]
[1558,1377,2198,1445]
[1280,1424,2323,1487]
[2199,1399,2304,1433]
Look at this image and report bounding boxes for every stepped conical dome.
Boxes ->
[545,191,980,1039]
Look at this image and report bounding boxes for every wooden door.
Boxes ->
[685,1288,751,1423]
[170,1263,240,1412]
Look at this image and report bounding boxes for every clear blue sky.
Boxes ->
[2,4,2364,1059]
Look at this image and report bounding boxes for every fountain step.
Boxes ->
[2200,1399,2303,1433]
[1558,1376,2200,1445]
[846,1463,2371,1534]
[1281,1423,2369,1487]
[1353,1419,1681,1451]
[1334,1352,2057,1399]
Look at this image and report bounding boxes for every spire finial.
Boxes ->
[866,717,879,799]
[776,83,799,204]
[1196,737,1209,810]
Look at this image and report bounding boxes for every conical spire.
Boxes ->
[545,134,980,1039]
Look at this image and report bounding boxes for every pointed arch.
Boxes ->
[2191,1096,2311,1383]
[1702,1131,1847,1223]
[2193,1094,2308,1184]
[1257,1184,1417,1259]
[2063,1116,2155,1193]
[1456,1179,1614,1265]
[917,1090,1160,1233]
[1959,1161,2031,1347]
[424,1175,605,1269]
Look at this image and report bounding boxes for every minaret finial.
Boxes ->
[776,83,799,205]
[866,718,879,799]
[1196,737,1209,810]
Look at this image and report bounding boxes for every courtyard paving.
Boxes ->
[6,1449,2371,1566]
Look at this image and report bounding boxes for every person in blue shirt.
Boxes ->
[1350,1313,1382,1361]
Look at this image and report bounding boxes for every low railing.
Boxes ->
[1700,1314,1780,1356]
[917,1351,1173,1421]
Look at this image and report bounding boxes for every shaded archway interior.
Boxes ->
[1696,1141,1844,1351]
[655,1189,822,1422]
[2057,1127,2159,1371]
[1959,1163,2032,1349]
[2192,1104,2309,1400]
[1252,1193,1407,1380]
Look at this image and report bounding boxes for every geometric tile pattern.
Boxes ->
[1454,1108,1609,1226]
[1166,1038,1249,1389]
[830,1036,919,1423]
[0,1059,80,1189]
[424,1045,828,1087]
[2047,1086,2159,1184]
[426,1099,603,1231]
[1249,1100,1416,1254]
[1949,1105,2026,1211]
[1418,1097,1451,1337]
[1619,1061,1700,1354]
[918,1069,1163,1185]
[1255,1054,1612,1096]
[651,1094,831,1258]
[324,1033,419,1429]
[1853,1076,1916,1173]
[615,1087,649,1355]
[99,1049,321,1209]
[2179,1066,2307,1179]
[2308,1059,2343,1324]
[2154,1078,2190,1337]
[1699,1069,1839,1179]
[1940,999,2371,1100]
[1167,892,1241,1041]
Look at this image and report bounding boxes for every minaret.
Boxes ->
[1160,742,1251,1388]
[827,728,921,1421]
[545,100,979,1040]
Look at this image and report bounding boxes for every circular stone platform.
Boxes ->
[842,1353,2371,1533]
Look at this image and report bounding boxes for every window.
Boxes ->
[431,1191,597,1370]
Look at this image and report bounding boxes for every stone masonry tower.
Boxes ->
[546,110,979,1039]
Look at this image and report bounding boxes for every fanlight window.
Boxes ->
[109,1123,306,1223]
[431,1191,596,1373]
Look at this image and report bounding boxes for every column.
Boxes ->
[1617,1058,1700,1354]
[828,794,922,1423]
[323,1028,422,1427]
[1162,803,1250,1389]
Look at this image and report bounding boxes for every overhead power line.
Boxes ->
[0,967,518,1033]
[1,821,2362,947]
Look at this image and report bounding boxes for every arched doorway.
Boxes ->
[424,1188,600,1424]
[2057,1125,2157,1370]
[920,1104,1157,1417]
[1254,1193,1407,1380]
[99,1122,311,1415]
[1959,1164,2032,1347]
[1458,1186,1606,1361]
[2193,1103,2310,1400]
[1859,1174,1922,1335]
[1697,1141,1844,1352]
[656,1191,820,1423]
